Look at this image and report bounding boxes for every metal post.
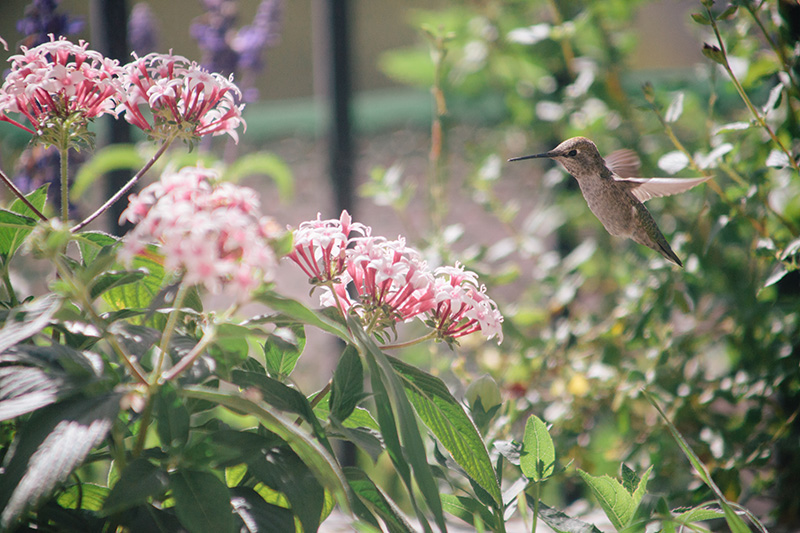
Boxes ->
[91,0,132,235]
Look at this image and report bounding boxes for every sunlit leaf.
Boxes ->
[520,414,556,482]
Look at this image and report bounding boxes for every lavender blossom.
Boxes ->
[190,0,283,102]
[128,2,160,55]
[16,0,84,48]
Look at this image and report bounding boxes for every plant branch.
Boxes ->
[70,135,175,233]
[152,282,188,381]
[161,325,217,383]
[59,145,69,223]
[706,5,799,174]
[0,168,48,221]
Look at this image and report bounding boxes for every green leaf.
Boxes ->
[389,354,502,507]
[691,12,711,25]
[155,385,190,451]
[534,501,603,533]
[702,43,726,65]
[71,144,145,199]
[230,369,331,452]
[674,506,726,523]
[102,248,166,325]
[352,323,444,532]
[57,483,109,511]
[0,184,48,263]
[441,493,497,530]
[224,152,294,201]
[621,463,639,494]
[577,465,652,530]
[0,343,104,420]
[89,269,147,301]
[520,414,556,482]
[181,386,351,516]
[247,446,324,533]
[643,391,751,533]
[230,486,295,533]
[75,230,119,266]
[0,294,61,354]
[330,345,365,421]
[253,291,350,342]
[170,470,235,533]
[102,458,169,515]
[0,393,121,529]
[346,467,416,533]
[263,325,306,379]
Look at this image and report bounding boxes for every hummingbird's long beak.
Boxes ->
[507,151,556,162]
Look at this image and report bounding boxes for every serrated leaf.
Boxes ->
[181,386,350,516]
[171,470,235,533]
[347,467,416,533]
[102,248,166,326]
[0,394,121,529]
[330,345,365,421]
[102,458,169,515]
[520,415,556,482]
[225,152,294,201]
[578,469,636,530]
[621,463,639,494]
[388,354,502,507]
[0,294,61,352]
[675,506,726,523]
[263,325,305,379]
[535,500,603,533]
[0,184,48,262]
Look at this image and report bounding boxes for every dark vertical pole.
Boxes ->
[325,0,357,469]
[91,0,132,235]
[327,0,354,218]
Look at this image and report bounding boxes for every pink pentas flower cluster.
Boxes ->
[119,165,280,300]
[116,52,245,144]
[0,35,245,146]
[287,211,504,344]
[0,35,122,136]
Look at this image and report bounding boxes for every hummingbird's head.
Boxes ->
[508,136,603,178]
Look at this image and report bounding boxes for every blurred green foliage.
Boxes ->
[372,0,800,529]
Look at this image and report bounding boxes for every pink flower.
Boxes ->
[289,212,504,344]
[116,52,245,144]
[0,35,122,138]
[427,264,504,344]
[287,210,368,284]
[120,166,280,301]
[335,236,437,326]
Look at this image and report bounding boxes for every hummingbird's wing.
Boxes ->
[616,176,712,202]
[605,149,641,178]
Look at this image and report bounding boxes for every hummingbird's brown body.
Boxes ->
[509,137,712,267]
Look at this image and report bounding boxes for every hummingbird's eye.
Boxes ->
[566,149,578,157]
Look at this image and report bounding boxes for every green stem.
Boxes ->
[381,331,437,350]
[530,482,540,533]
[2,268,19,307]
[59,145,69,223]
[161,325,216,383]
[152,282,189,382]
[132,392,155,458]
[70,134,176,233]
[707,6,799,174]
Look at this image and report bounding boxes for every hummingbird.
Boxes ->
[509,137,711,267]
